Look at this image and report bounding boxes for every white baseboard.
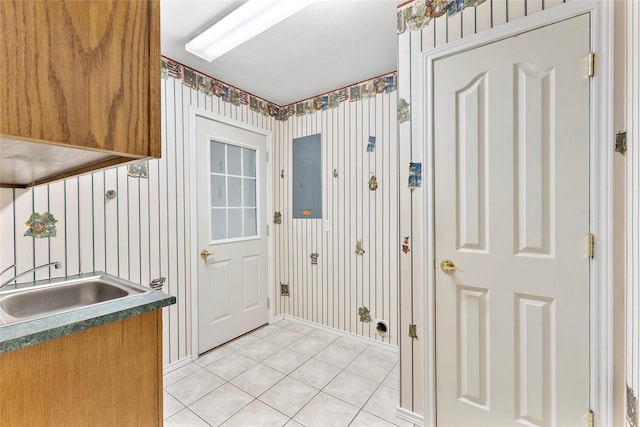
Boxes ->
[162,314,400,375]
[270,314,285,323]
[168,314,397,374]
[276,314,399,353]
[396,406,424,426]
[162,356,192,375]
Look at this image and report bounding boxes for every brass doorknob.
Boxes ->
[440,260,462,273]
[200,249,214,260]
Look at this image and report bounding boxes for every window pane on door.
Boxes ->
[228,177,242,207]
[211,175,226,207]
[227,145,242,175]
[210,140,259,241]
[211,142,226,173]
[244,178,256,206]
[243,148,256,177]
[211,209,227,240]
[244,208,257,236]
[228,208,243,238]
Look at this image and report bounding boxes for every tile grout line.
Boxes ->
[164,320,401,426]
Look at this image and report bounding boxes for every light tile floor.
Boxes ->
[164,319,413,427]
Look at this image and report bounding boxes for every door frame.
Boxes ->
[188,107,274,359]
[419,2,614,426]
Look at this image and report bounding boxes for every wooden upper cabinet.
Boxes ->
[0,0,160,187]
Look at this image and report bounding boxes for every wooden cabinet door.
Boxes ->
[0,0,160,157]
[0,310,163,426]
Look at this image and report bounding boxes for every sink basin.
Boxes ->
[0,274,149,324]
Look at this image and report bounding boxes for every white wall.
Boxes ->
[273,84,400,346]
[0,60,401,368]
[625,1,640,426]
[396,0,571,417]
[0,67,278,367]
[398,0,634,424]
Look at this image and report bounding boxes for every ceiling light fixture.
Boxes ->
[185,0,317,62]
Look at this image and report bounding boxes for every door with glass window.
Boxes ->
[196,115,268,354]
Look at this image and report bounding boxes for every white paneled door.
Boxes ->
[196,116,268,354]
[434,14,591,426]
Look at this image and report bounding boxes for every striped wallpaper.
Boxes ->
[2,1,637,424]
[0,77,278,367]
[0,67,400,368]
[626,1,640,426]
[396,0,569,418]
[273,85,400,346]
[397,0,637,424]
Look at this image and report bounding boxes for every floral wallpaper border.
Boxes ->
[161,57,397,122]
[397,0,487,34]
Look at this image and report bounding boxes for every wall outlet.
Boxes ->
[323,219,331,232]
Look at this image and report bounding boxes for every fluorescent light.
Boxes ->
[185,0,317,62]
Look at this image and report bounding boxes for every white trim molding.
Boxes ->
[277,314,400,352]
[162,356,193,376]
[420,2,614,426]
[396,406,425,426]
[625,1,640,426]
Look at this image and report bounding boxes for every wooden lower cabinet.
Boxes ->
[0,310,163,426]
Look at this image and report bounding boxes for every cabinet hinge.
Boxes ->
[588,233,595,258]
[587,410,595,427]
[588,52,595,77]
[616,131,627,156]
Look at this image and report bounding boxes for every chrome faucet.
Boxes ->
[0,261,62,290]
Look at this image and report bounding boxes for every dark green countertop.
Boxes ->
[0,273,175,354]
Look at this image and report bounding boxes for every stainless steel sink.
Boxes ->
[0,274,149,324]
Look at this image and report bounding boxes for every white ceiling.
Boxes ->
[160,0,400,106]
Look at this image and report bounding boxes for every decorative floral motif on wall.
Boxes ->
[616,131,627,156]
[402,236,411,254]
[358,306,372,323]
[273,211,282,225]
[409,323,418,340]
[397,0,487,34]
[629,384,639,427]
[127,161,149,178]
[293,74,396,118]
[162,57,286,119]
[368,175,378,191]
[161,57,397,122]
[280,282,290,296]
[367,136,376,152]
[408,162,422,188]
[310,253,319,265]
[24,212,58,238]
[398,98,410,123]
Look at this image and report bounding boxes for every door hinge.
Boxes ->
[588,52,595,77]
[588,233,595,258]
[266,225,270,237]
[616,131,627,156]
[587,409,595,427]
[266,151,270,162]
[267,298,270,309]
